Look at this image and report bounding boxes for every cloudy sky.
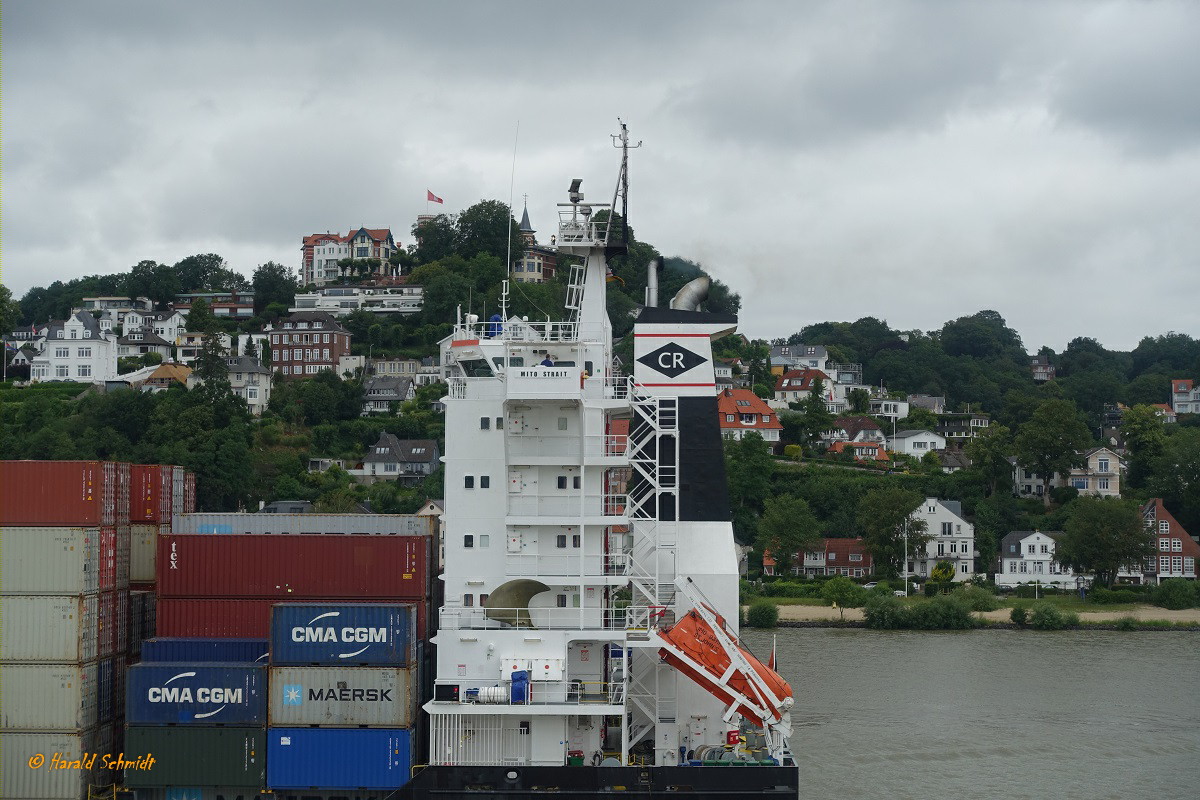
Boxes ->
[4,1,1198,351]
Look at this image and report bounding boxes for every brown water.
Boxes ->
[742,628,1200,800]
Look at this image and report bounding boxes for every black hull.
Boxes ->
[399,765,799,799]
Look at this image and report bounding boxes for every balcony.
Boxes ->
[507,493,626,522]
[438,606,626,632]
[434,678,621,708]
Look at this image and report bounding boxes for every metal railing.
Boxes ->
[439,606,627,631]
[504,552,629,577]
[444,679,621,706]
[507,493,627,517]
[452,319,580,343]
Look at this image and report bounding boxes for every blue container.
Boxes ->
[266,728,414,789]
[98,658,115,723]
[126,663,267,725]
[142,638,269,663]
[270,604,415,666]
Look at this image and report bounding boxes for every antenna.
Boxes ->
[608,119,641,258]
[506,121,520,275]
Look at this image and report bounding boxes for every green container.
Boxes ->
[123,726,266,788]
[568,756,585,767]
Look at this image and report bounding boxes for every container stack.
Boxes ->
[0,460,129,799]
[266,603,420,792]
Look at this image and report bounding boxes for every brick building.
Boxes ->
[270,311,352,379]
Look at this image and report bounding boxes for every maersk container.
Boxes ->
[131,464,174,523]
[126,663,267,725]
[268,667,415,727]
[158,597,430,642]
[141,637,270,664]
[0,663,99,730]
[1,729,105,799]
[0,594,99,662]
[270,603,416,666]
[0,460,117,526]
[0,526,102,595]
[267,728,414,790]
[172,512,435,537]
[130,523,167,582]
[124,726,266,788]
[157,535,432,599]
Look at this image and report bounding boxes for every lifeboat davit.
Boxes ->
[655,605,793,729]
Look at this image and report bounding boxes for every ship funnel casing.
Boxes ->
[484,578,551,629]
[669,276,710,311]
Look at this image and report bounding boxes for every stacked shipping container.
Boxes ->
[0,460,192,800]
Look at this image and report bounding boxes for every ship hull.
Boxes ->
[399,765,799,798]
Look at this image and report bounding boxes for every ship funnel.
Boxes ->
[669,276,710,311]
[484,579,551,628]
[645,257,663,307]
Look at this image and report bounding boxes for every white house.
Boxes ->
[887,429,946,456]
[717,388,783,442]
[79,296,153,327]
[117,329,173,360]
[995,530,1083,589]
[187,355,272,415]
[908,498,975,582]
[870,397,910,424]
[1170,380,1200,415]
[124,310,187,344]
[355,435,441,485]
[770,343,828,374]
[362,375,416,415]
[1012,447,1122,499]
[29,311,119,383]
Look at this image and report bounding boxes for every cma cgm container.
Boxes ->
[0,526,104,595]
[0,594,100,662]
[130,463,173,523]
[172,512,435,537]
[124,726,266,788]
[127,663,267,725]
[267,728,414,790]
[270,604,416,666]
[0,729,108,800]
[142,637,269,664]
[0,663,100,730]
[130,523,168,582]
[158,598,429,642]
[0,460,118,527]
[268,667,415,727]
[158,535,432,599]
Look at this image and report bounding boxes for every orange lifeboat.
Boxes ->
[655,605,793,728]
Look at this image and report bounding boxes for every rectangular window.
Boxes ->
[556,594,568,608]
[1171,556,1183,571]
[465,476,474,489]
[556,534,567,548]
[77,365,91,378]
[323,348,330,360]
[1098,478,1110,490]
[1160,521,1170,533]
[247,386,258,400]
[55,347,69,358]
[938,542,945,556]
[383,463,398,473]
[950,542,957,553]
[558,417,568,431]
[1098,458,1110,472]
[480,476,490,488]
[1028,544,1036,554]
[726,414,735,422]
[323,333,330,343]
[481,417,490,430]
[282,365,291,375]
[463,594,473,607]
[78,347,91,358]
[1172,539,1182,552]
[849,553,862,562]
[1041,544,1049,553]
[1160,538,1171,550]
[1160,556,1170,571]
[572,534,581,548]
[479,534,490,548]
[496,417,504,429]
[573,476,581,489]
[1185,557,1194,573]
[557,476,568,490]
[464,535,474,548]
[1019,562,1028,573]
[1009,561,1018,573]
[941,522,952,536]
[56,365,70,378]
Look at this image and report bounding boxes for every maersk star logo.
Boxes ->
[282,684,304,705]
[637,341,707,378]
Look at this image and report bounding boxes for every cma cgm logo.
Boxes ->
[292,611,388,659]
[148,671,242,719]
[637,341,706,378]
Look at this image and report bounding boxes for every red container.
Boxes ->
[184,472,196,513]
[156,596,429,641]
[171,466,186,516]
[0,460,117,526]
[97,526,118,592]
[130,465,173,523]
[157,534,432,600]
[114,462,131,525]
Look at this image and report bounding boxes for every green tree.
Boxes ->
[1121,404,1166,489]
[1056,497,1151,587]
[821,576,868,621]
[848,387,871,414]
[411,214,457,264]
[755,495,822,576]
[456,200,523,265]
[964,423,1013,496]
[797,377,835,448]
[1014,398,1094,508]
[930,560,956,583]
[856,487,929,578]
[898,406,939,431]
[0,283,22,336]
[173,253,228,292]
[252,261,299,314]
[725,433,773,544]
[1147,429,1200,535]
[185,298,218,334]
[124,260,181,309]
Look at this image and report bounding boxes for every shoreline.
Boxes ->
[758,603,1200,631]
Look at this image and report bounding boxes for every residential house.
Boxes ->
[887,429,946,456]
[772,368,832,408]
[995,531,1082,589]
[937,450,972,473]
[769,343,828,375]
[269,311,352,379]
[1170,380,1200,415]
[827,441,889,463]
[29,311,119,383]
[1140,499,1199,582]
[338,354,366,378]
[869,397,910,424]
[714,360,735,393]
[716,357,748,389]
[186,355,272,415]
[717,388,782,442]
[512,204,558,284]
[302,228,400,287]
[1011,447,1122,499]
[124,310,187,344]
[1030,355,1055,382]
[416,356,444,386]
[290,284,423,316]
[362,375,415,415]
[117,329,173,360]
[262,500,316,514]
[142,363,192,392]
[369,357,423,377]
[908,498,975,581]
[358,435,440,485]
[936,412,990,444]
[908,394,947,415]
[1151,404,1178,424]
[763,538,874,578]
[80,296,153,327]
[174,291,255,320]
[825,416,885,445]
[176,331,234,364]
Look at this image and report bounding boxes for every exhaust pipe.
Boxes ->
[645,258,663,307]
[669,276,710,311]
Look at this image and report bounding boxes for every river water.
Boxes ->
[741,628,1199,800]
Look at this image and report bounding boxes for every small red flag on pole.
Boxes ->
[426,190,444,204]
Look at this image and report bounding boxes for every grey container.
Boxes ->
[0,594,99,662]
[172,512,434,536]
[268,667,415,727]
[0,526,101,595]
[0,663,99,731]
[130,523,162,582]
[0,729,104,799]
